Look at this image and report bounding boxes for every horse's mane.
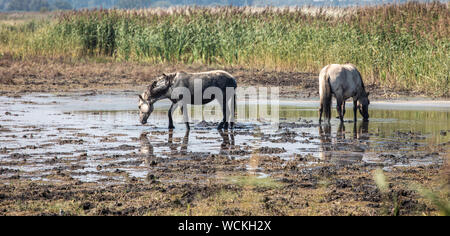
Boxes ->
[358,70,365,90]
[355,69,367,96]
[147,73,176,99]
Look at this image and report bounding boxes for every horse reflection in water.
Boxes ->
[218,129,235,155]
[318,121,370,165]
[138,130,191,182]
[139,132,155,167]
[168,129,190,156]
[139,130,189,165]
[139,129,236,160]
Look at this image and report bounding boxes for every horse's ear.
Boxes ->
[366,92,370,97]
[162,73,167,77]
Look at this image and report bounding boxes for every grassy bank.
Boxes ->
[0,2,449,96]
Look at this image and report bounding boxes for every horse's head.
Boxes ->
[357,92,370,121]
[138,92,153,125]
[138,73,174,125]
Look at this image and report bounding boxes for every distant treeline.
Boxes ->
[0,0,72,11]
[0,0,442,11]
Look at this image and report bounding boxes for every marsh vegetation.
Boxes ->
[0,2,449,96]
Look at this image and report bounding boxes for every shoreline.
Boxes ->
[2,89,448,110]
[1,58,447,100]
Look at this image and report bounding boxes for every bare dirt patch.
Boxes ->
[0,57,417,99]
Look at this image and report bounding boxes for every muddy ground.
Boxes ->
[0,56,419,99]
[0,57,449,216]
[0,154,448,216]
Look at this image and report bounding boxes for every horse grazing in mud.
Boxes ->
[138,70,237,130]
[319,64,370,123]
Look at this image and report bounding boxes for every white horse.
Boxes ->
[319,64,370,123]
[138,70,237,130]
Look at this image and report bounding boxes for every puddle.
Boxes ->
[0,92,448,184]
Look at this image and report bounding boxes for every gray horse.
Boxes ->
[319,64,370,123]
[138,70,237,130]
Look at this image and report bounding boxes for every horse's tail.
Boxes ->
[323,76,332,121]
[319,68,332,122]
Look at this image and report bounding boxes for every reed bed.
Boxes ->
[0,2,448,96]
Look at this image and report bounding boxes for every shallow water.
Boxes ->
[0,92,448,183]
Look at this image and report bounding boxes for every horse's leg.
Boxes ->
[230,93,236,129]
[319,100,323,123]
[325,94,332,124]
[180,102,190,130]
[336,100,346,118]
[168,102,178,129]
[218,96,229,130]
[342,102,346,117]
[353,100,358,122]
[336,96,344,123]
